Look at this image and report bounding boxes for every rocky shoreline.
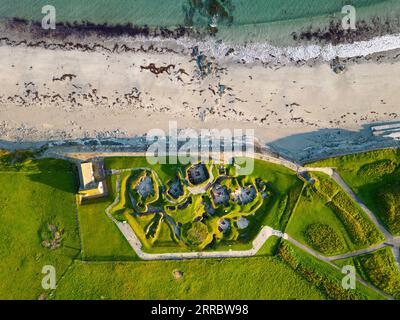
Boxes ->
[5,17,199,41]
[1,16,400,164]
[0,134,398,165]
[293,16,400,45]
[3,16,400,67]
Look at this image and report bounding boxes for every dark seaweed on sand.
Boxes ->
[293,16,400,45]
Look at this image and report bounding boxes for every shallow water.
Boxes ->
[0,0,399,45]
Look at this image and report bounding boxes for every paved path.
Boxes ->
[327,244,388,261]
[286,236,331,262]
[43,148,302,172]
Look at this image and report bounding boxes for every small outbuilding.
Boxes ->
[77,161,107,203]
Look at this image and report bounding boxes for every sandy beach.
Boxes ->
[0,33,400,161]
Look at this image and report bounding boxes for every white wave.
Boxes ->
[99,32,400,64]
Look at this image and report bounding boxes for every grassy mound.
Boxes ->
[277,241,383,300]
[304,223,344,255]
[357,159,397,178]
[288,172,383,252]
[376,183,400,234]
[329,191,382,246]
[286,184,354,255]
[307,148,400,235]
[313,174,339,199]
[182,221,210,247]
[313,174,383,247]
[355,248,400,299]
[335,247,400,299]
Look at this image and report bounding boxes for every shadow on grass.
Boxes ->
[357,177,400,235]
[28,170,78,194]
[79,196,113,207]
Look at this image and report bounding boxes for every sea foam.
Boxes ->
[173,33,400,64]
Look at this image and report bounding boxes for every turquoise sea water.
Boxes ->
[0,0,399,44]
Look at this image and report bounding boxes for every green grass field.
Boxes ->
[51,238,386,300]
[256,235,281,256]
[0,151,394,300]
[77,173,137,261]
[0,152,80,299]
[308,148,400,235]
[53,257,326,300]
[78,199,137,261]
